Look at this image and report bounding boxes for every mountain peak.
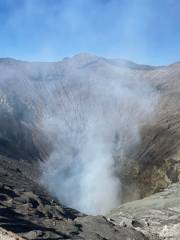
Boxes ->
[0,57,22,65]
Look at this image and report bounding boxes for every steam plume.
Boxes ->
[40,60,157,215]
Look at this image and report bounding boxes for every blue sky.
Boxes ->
[0,0,180,65]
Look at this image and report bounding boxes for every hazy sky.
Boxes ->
[0,0,179,65]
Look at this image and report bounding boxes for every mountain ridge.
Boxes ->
[0,53,163,68]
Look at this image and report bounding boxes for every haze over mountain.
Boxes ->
[0,54,180,239]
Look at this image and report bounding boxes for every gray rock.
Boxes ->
[108,182,180,239]
[75,215,148,240]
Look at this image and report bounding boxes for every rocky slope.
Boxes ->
[0,227,25,240]
[108,182,180,240]
[0,54,180,239]
[0,155,147,239]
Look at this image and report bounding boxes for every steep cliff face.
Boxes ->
[0,55,180,202]
[0,55,180,238]
[118,63,180,202]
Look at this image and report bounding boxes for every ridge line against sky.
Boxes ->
[0,0,180,65]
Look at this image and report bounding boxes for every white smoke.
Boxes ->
[40,63,157,215]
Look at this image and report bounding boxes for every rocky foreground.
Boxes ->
[109,182,180,240]
[0,227,24,240]
[0,155,147,239]
[0,153,180,239]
